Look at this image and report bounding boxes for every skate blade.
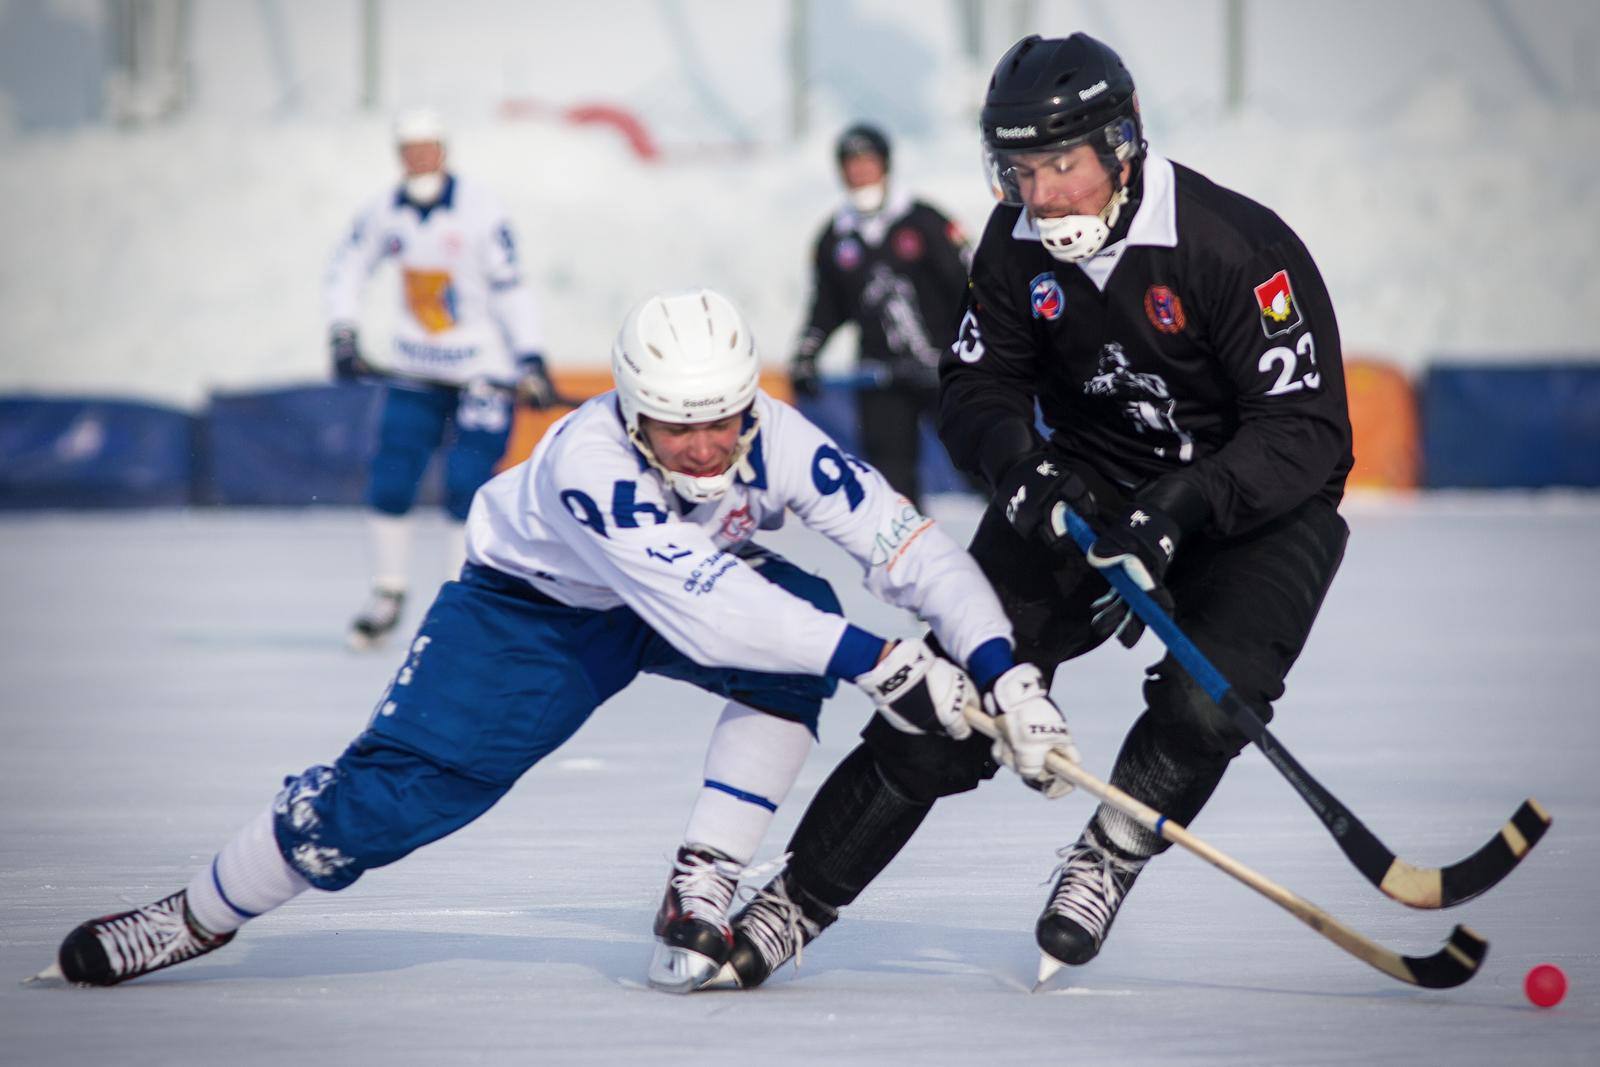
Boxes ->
[699,960,743,991]
[22,961,66,987]
[645,943,722,994]
[1033,952,1067,991]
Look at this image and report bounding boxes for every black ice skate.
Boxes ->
[40,890,235,986]
[1035,824,1148,985]
[706,870,836,990]
[646,845,743,993]
[347,587,404,650]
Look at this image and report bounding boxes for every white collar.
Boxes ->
[833,186,914,246]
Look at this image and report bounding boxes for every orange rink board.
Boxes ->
[496,368,795,472]
[1344,358,1418,490]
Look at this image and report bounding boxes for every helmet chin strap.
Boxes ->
[1034,184,1129,263]
[629,419,761,505]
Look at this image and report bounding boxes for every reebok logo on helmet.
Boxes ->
[995,125,1037,139]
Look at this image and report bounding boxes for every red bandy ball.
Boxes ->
[1524,963,1567,1008]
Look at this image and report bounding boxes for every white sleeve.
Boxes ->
[769,403,1013,667]
[322,196,390,328]
[535,441,849,676]
[479,195,546,356]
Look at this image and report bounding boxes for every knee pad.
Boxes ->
[272,765,366,892]
[861,713,998,805]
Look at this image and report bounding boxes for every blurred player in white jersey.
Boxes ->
[40,290,1082,994]
[324,107,558,649]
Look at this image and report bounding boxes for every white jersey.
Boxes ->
[323,174,545,386]
[465,391,1012,678]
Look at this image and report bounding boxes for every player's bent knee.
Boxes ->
[1145,648,1281,760]
[861,714,998,804]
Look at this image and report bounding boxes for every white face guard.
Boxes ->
[629,417,761,504]
[1034,185,1130,263]
[848,180,888,215]
[612,290,763,504]
[402,171,446,205]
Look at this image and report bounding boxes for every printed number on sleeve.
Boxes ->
[1258,332,1321,396]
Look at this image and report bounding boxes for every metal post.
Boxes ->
[790,0,809,140]
[361,0,380,111]
[1224,0,1245,112]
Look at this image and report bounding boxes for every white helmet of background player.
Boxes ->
[612,289,762,503]
[980,34,1145,263]
[394,107,448,205]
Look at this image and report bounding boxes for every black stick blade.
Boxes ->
[1437,799,1551,907]
[1403,925,1488,989]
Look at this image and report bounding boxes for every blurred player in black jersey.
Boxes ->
[713,33,1354,989]
[788,123,972,509]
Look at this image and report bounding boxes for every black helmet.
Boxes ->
[980,34,1143,173]
[835,123,891,170]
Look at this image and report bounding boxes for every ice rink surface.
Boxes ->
[2,497,1597,1065]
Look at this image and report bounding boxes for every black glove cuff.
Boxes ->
[976,419,1042,490]
[1138,477,1211,539]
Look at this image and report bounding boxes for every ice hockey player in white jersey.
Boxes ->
[324,106,558,650]
[38,289,1082,994]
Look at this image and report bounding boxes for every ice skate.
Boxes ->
[646,845,742,993]
[706,870,835,990]
[1034,824,1147,986]
[46,890,234,986]
[347,587,404,650]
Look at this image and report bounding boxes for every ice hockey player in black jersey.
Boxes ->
[714,33,1353,989]
[789,123,972,509]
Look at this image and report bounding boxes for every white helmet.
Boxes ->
[394,107,446,146]
[612,289,762,503]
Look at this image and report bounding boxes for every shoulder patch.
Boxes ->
[1253,269,1303,337]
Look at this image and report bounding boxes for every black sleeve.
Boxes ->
[921,204,973,312]
[937,209,1044,489]
[795,227,849,360]
[1166,231,1352,536]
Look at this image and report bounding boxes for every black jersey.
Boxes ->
[940,154,1352,538]
[796,191,971,386]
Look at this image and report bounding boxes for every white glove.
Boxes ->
[854,638,975,741]
[985,663,1080,798]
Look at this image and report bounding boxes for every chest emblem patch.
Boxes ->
[1144,285,1186,334]
[892,227,924,260]
[1029,271,1064,321]
[1252,269,1303,337]
[834,237,863,271]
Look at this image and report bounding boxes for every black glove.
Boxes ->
[330,325,373,383]
[992,451,1095,543]
[1087,478,1209,648]
[790,355,821,400]
[515,352,557,408]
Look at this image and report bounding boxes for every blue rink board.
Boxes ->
[1421,363,1600,488]
[0,395,197,508]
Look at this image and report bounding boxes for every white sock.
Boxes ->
[441,521,467,580]
[185,808,310,935]
[370,512,411,594]
[682,702,814,864]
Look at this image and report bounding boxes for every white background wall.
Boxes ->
[1,0,1597,407]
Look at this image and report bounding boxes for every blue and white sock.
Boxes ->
[185,807,310,935]
[682,702,814,864]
